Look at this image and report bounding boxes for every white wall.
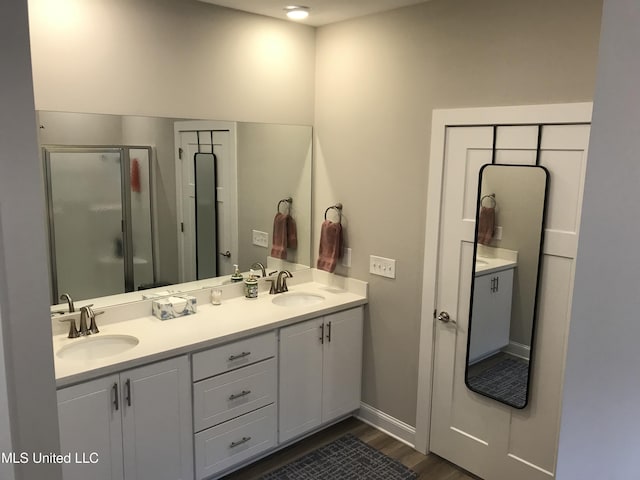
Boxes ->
[0,0,62,479]
[28,0,316,125]
[557,0,640,477]
[315,0,602,425]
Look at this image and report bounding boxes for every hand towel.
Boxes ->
[286,215,298,249]
[317,220,343,273]
[271,213,288,259]
[477,206,495,245]
[131,158,141,193]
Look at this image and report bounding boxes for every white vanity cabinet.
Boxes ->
[279,307,364,443]
[192,331,278,480]
[57,356,193,480]
[469,267,515,363]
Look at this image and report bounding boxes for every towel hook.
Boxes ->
[480,194,496,208]
[277,197,293,214]
[324,203,343,224]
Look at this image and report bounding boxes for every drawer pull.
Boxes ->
[229,436,252,448]
[228,390,252,401]
[228,351,251,361]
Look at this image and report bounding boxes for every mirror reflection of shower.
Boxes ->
[43,146,155,302]
[465,164,549,409]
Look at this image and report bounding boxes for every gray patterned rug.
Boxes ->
[261,434,418,479]
[467,357,528,407]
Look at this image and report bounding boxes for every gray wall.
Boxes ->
[557,0,640,477]
[314,0,602,425]
[28,0,316,125]
[0,0,62,479]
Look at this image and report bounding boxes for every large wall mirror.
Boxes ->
[37,111,312,306]
[465,164,549,408]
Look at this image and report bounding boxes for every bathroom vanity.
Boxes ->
[53,270,367,480]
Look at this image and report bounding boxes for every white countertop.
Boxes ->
[53,277,367,388]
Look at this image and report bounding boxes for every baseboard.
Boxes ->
[504,341,531,361]
[356,403,416,448]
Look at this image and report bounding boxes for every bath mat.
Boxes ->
[467,357,528,407]
[261,433,418,480]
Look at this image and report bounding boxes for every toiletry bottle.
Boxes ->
[230,264,244,283]
[244,269,258,299]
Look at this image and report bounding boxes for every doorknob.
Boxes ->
[219,251,231,258]
[437,311,456,325]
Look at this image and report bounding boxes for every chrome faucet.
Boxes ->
[60,293,75,312]
[79,305,102,336]
[268,270,293,294]
[250,262,267,278]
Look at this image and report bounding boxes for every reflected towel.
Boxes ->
[271,213,288,259]
[131,158,141,193]
[317,220,343,273]
[477,206,495,245]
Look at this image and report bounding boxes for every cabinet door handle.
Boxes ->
[229,390,252,401]
[125,379,132,407]
[319,323,324,344]
[496,275,499,292]
[112,383,119,411]
[229,437,252,448]
[228,351,251,361]
[326,321,332,342]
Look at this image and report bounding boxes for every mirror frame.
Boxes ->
[465,163,550,409]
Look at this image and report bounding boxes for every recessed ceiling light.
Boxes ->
[285,5,310,20]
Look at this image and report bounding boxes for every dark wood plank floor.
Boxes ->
[221,417,478,480]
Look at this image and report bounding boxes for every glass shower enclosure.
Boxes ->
[43,146,155,302]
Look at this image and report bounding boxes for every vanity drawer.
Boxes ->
[193,358,276,432]
[192,331,277,381]
[194,404,276,480]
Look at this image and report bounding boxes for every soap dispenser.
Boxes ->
[230,264,244,283]
[244,269,258,299]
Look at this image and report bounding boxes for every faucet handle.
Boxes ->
[266,278,277,295]
[58,315,80,339]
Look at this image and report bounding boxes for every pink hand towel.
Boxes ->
[271,213,288,259]
[317,220,343,273]
[477,206,495,245]
[286,215,298,250]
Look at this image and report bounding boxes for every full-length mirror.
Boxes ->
[465,164,549,408]
[38,111,312,305]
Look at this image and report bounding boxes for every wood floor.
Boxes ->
[221,417,478,480]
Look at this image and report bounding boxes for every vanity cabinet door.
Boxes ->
[57,375,124,480]
[322,308,364,423]
[278,317,324,443]
[121,356,192,480]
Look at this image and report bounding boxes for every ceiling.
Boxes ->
[196,0,430,27]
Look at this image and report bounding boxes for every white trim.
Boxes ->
[504,341,531,361]
[415,102,593,454]
[356,403,416,448]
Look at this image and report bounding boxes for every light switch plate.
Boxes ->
[252,230,268,248]
[369,255,396,279]
[342,247,352,267]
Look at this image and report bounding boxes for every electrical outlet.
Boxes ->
[369,255,396,279]
[252,230,268,248]
[342,247,352,267]
[494,226,503,241]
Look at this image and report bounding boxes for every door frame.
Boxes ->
[414,103,593,454]
[174,120,238,282]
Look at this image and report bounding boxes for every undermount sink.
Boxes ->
[272,292,325,307]
[57,334,139,361]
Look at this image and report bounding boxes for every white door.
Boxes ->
[121,356,192,480]
[278,317,324,443]
[175,121,237,282]
[57,375,124,480]
[429,123,590,479]
[322,307,364,422]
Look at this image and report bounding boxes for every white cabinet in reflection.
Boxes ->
[468,267,514,364]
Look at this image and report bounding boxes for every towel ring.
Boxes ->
[480,194,496,208]
[324,203,343,224]
[277,197,293,214]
